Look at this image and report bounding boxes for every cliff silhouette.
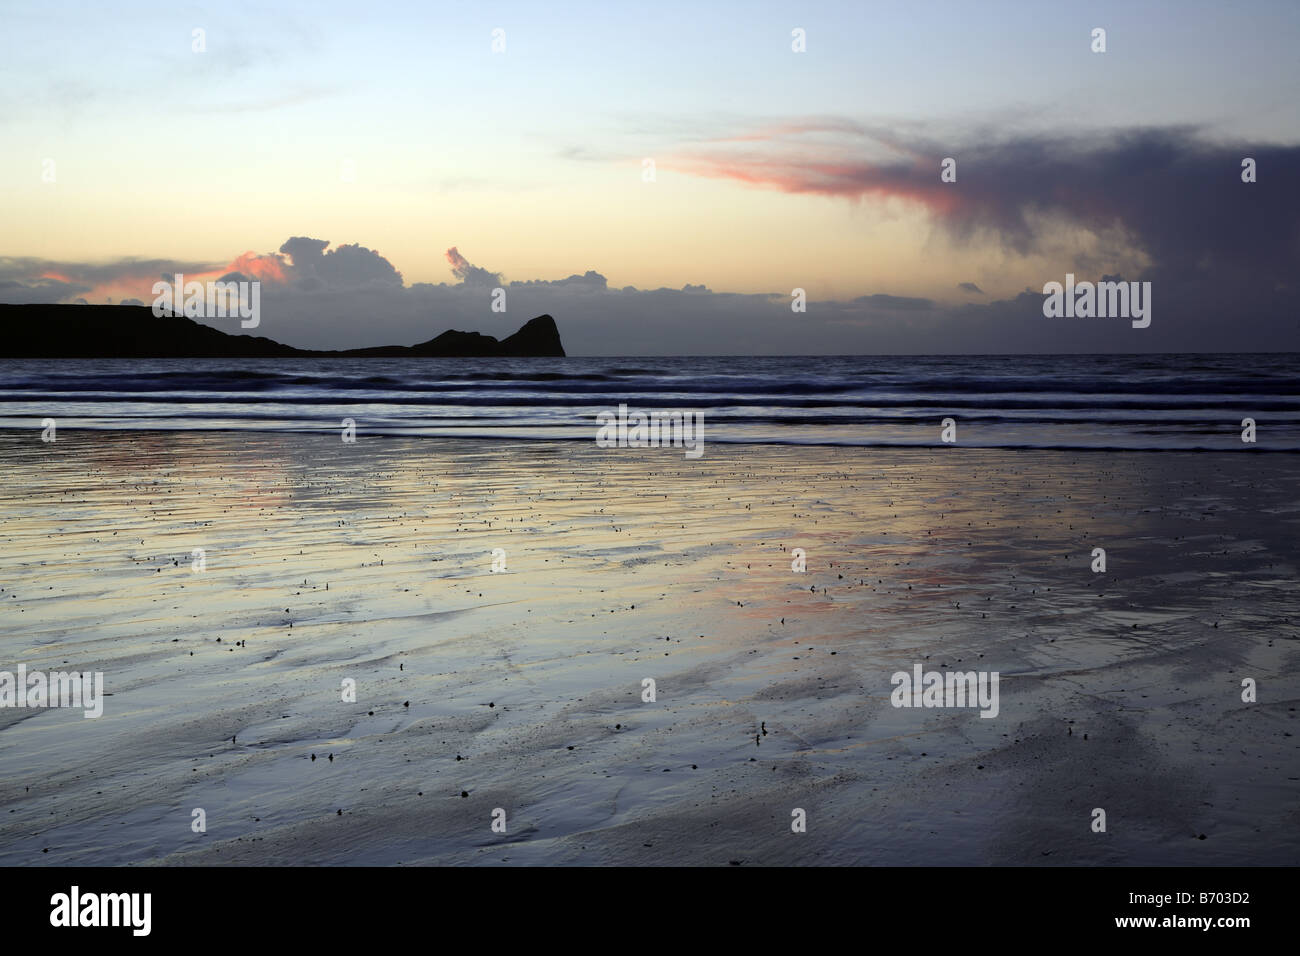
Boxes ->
[0,305,565,358]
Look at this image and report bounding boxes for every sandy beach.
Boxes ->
[0,429,1296,866]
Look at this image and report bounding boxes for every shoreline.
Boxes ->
[4,427,1298,454]
[1,430,1296,865]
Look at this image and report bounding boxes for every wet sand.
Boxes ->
[0,429,1296,866]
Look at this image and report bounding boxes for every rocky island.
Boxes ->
[0,304,565,358]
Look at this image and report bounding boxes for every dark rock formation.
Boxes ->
[0,305,565,358]
[344,316,565,357]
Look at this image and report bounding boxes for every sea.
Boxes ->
[0,353,1296,451]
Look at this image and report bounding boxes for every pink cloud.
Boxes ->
[670,152,961,216]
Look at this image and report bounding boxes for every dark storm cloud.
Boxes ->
[674,124,1299,276]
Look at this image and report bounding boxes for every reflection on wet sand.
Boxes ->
[0,430,1296,865]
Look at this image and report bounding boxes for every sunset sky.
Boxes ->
[2,0,1298,353]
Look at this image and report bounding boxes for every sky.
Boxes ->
[1,0,1298,354]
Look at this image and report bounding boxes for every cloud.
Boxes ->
[851,293,935,312]
[3,202,1298,354]
[444,247,501,288]
[665,124,1300,281]
[512,270,608,292]
[276,238,399,289]
[0,276,89,303]
[0,256,220,304]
